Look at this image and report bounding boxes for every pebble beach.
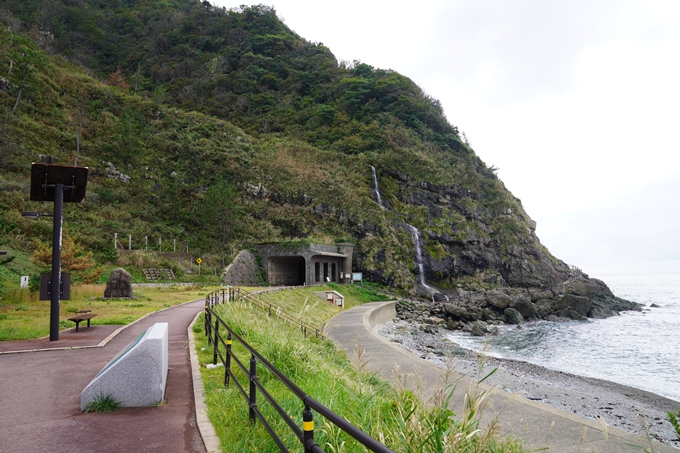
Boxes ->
[379,320,680,448]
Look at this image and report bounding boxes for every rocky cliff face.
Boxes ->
[385,169,572,289]
[355,168,640,324]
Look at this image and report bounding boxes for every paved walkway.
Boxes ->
[324,301,678,453]
[0,299,207,453]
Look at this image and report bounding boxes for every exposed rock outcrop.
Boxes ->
[394,274,642,333]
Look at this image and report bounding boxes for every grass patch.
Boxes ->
[0,284,219,341]
[84,394,122,413]
[327,281,392,304]
[669,410,680,440]
[249,284,391,328]
[195,299,526,452]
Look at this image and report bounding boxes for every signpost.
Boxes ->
[29,163,88,341]
[195,257,202,275]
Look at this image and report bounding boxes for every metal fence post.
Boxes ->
[213,319,219,365]
[249,354,257,424]
[303,406,316,453]
[204,305,210,338]
[224,333,232,387]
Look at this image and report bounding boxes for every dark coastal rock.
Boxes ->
[568,310,588,321]
[590,306,614,319]
[485,290,512,309]
[510,294,537,319]
[445,320,464,330]
[422,324,439,335]
[423,316,446,326]
[104,268,132,298]
[394,271,642,335]
[444,303,473,321]
[504,307,524,324]
[470,321,487,336]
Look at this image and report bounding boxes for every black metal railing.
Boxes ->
[206,287,325,339]
[203,302,394,453]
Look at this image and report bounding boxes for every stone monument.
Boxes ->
[104,268,132,298]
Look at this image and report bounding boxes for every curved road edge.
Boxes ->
[324,301,678,453]
[188,311,222,453]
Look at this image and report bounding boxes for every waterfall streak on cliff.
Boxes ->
[402,224,425,286]
[402,222,437,294]
[371,166,440,297]
[370,166,386,211]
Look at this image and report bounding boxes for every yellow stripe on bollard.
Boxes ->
[303,421,314,431]
[227,339,232,345]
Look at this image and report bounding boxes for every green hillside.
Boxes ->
[0,2,569,295]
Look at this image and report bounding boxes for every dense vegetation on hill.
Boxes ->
[0,1,568,295]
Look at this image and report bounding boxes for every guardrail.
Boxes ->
[203,299,394,453]
[206,287,325,339]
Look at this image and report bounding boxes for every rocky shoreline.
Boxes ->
[400,274,643,336]
[378,319,680,448]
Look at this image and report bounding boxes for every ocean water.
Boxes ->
[444,273,680,402]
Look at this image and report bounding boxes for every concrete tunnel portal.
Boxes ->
[257,243,355,287]
[267,256,306,286]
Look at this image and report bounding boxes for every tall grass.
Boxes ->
[0,284,104,305]
[71,284,107,300]
[0,287,38,304]
[195,303,526,453]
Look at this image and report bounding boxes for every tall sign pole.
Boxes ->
[49,183,63,341]
[30,163,88,341]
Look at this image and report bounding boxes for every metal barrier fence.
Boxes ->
[206,287,325,339]
[203,297,395,453]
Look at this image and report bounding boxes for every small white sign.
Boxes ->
[20,276,29,289]
[352,273,363,282]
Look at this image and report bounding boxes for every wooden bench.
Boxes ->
[67,310,97,332]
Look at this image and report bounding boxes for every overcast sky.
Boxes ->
[213,0,680,278]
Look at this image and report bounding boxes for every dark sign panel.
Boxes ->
[39,273,71,301]
[30,163,89,203]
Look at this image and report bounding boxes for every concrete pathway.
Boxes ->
[324,301,678,453]
[0,299,207,453]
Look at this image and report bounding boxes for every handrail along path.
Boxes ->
[204,287,394,453]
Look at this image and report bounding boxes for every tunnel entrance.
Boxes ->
[266,256,306,286]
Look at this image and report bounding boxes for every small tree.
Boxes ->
[107,66,130,91]
[32,233,102,283]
